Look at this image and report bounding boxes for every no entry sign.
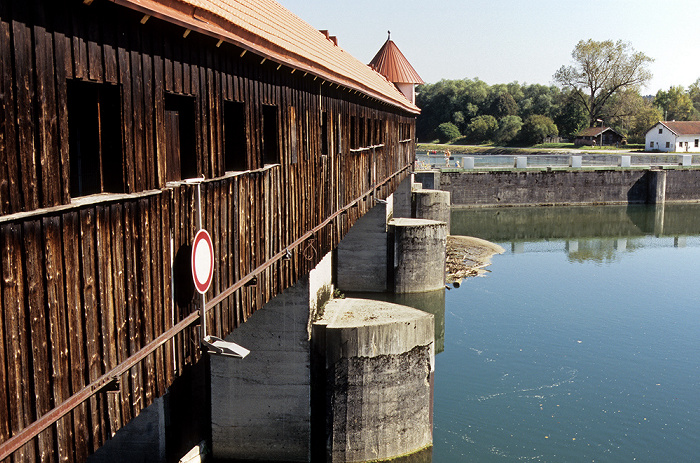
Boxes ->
[192,229,214,294]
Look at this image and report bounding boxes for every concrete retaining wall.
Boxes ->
[337,203,390,292]
[210,252,333,462]
[425,169,700,207]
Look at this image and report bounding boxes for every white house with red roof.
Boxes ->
[646,121,700,152]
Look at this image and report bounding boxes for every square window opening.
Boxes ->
[164,93,197,181]
[224,101,247,171]
[67,80,124,197]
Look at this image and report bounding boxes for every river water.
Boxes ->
[434,204,700,462]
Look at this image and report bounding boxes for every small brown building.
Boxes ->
[575,126,625,146]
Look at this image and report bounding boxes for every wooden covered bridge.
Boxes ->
[0,0,422,460]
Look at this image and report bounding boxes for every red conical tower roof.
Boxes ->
[369,33,424,85]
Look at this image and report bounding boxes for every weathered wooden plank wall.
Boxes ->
[0,0,416,461]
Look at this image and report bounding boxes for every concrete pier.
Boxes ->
[648,169,667,205]
[412,189,451,234]
[390,218,447,293]
[313,298,434,463]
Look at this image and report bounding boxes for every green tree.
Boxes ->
[629,104,662,144]
[654,86,694,121]
[436,122,461,143]
[554,39,653,127]
[687,78,700,118]
[493,115,523,145]
[489,93,519,119]
[520,114,558,144]
[466,115,498,142]
[553,90,588,137]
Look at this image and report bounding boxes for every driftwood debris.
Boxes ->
[446,235,504,284]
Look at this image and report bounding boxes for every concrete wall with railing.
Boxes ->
[417,168,700,207]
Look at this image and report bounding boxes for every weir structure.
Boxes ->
[0,1,434,462]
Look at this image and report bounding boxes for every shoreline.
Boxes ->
[446,235,504,284]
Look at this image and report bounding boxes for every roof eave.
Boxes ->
[108,0,420,114]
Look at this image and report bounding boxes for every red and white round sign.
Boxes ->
[191,229,214,294]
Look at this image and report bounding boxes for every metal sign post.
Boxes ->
[186,178,249,359]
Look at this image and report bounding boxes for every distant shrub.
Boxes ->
[520,114,558,144]
[466,115,498,142]
[436,122,461,143]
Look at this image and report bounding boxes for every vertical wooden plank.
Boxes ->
[102,19,118,84]
[0,232,8,451]
[141,31,156,190]
[130,40,146,192]
[150,194,165,395]
[123,201,143,416]
[108,203,132,426]
[118,32,135,192]
[12,19,39,211]
[79,207,106,450]
[53,30,71,204]
[161,190,175,386]
[96,206,121,436]
[42,215,74,462]
[62,212,89,462]
[1,223,36,461]
[0,17,20,213]
[153,40,166,187]
[23,219,55,462]
[87,21,103,82]
[71,13,88,80]
[137,197,155,405]
[34,25,61,208]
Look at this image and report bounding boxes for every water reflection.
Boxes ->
[452,203,700,241]
[452,203,700,263]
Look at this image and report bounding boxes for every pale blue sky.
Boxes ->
[276,0,700,95]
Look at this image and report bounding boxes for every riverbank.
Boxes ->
[417,142,645,155]
[446,235,504,284]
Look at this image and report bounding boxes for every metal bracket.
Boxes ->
[202,335,250,358]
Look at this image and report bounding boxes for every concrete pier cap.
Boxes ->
[314,298,435,463]
[389,218,447,293]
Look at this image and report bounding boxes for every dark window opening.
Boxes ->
[262,104,279,165]
[224,101,247,171]
[68,80,123,197]
[321,111,329,156]
[164,93,197,181]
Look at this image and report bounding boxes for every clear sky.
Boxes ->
[276,0,700,96]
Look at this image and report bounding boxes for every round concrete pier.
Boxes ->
[412,189,451,234]
[313,298,434,463]
[390,218,447,293]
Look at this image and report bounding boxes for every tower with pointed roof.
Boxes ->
[369,32,424,105]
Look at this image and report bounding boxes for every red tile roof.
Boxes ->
[369,38,424,84]
[110,0,420,114]
[658,121,700,135]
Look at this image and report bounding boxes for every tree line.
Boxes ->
[416,39,700,146]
